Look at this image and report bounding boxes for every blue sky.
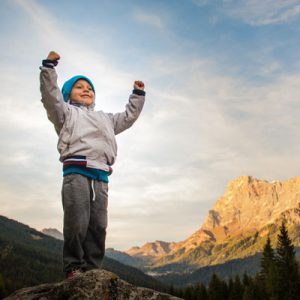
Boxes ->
[1,0,300,250]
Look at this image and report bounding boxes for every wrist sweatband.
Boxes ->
[132,89,146,96]
[42,59,58,69]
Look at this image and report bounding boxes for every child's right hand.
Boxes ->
[47,51,60,61]
[134,80,145,91]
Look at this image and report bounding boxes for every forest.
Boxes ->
[169,221,300,300]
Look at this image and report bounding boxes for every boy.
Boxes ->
[40,51,145,279]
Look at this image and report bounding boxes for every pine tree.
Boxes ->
[221,280,229,300]
[242,286,254,300]
[275,220,299,300]
[0,273,6,298]
[176,288,184,299]
[183,285,194,300]
[242,275,265,300]
[229,275,243,300]
[195,283,207,300]
[207,273,227,300]
[242,273,251,287]
[253,274,267,300]
[227,277,234,297]
[168,283,175,296]
[260,237,279,300]
[260,237,275,279]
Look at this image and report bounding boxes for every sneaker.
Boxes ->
[66,269,82,280]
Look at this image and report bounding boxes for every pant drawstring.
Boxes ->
[91,179,96,201]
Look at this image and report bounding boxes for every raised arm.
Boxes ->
[108,81,145,135]
[40,51,68,134]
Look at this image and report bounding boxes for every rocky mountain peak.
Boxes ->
[127,240,177,258]
[196,176,300,244]
[156,176,300,258]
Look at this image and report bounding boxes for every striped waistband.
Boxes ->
[63,155,87,169]
[63,155,113,174]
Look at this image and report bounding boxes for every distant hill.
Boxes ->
[0,215,166,298]
[105,248,146,270]
[41,228,63,240]
[126,240,177,260]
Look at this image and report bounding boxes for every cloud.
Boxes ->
[191,0,300,26]
[104,52,300,249]
[12,0,133,109]
[223,0,300,26]
[132,9,165,29]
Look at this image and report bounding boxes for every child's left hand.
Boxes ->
[134,80,145,91]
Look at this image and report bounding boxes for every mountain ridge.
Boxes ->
[41,228,63,240]
[123,176,300,272]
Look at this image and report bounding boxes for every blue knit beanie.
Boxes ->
[62,75,96,102]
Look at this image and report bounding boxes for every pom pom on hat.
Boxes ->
[62,75,95,102]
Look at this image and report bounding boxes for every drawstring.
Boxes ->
[91,179,96,201]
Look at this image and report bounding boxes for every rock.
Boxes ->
[4,269,183,300]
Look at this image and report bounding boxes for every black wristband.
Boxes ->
[42,59,58,68]
[132,89,146,96]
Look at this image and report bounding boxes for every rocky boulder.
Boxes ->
[4,269,182,300]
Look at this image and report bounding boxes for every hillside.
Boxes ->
[41,228,63,240]
[106,248,147,270]
[0,215,166,298]
[155,247,300,288]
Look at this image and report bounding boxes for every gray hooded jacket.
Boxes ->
[40,66,145,172]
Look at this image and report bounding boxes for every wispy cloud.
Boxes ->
[13,0,132,103]
[192,0,300,26]
[106,52,300,248]
[223,0,300,26]
[132,9,165,29]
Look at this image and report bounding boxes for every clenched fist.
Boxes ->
[47,51,60,61]
[134,80,145,91]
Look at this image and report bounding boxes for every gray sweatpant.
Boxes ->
[61,173,108,273]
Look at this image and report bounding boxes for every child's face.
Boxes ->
[70,80,95,106]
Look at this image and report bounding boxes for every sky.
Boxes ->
[1,0,300,251]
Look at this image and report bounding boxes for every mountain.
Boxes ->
[184,175,300,245]
[106,241,177,271]
[42,228,63,240]
[0,215,167,298]
[125,176,300,273]
[126,240,177,261]
[105,248,147,270]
